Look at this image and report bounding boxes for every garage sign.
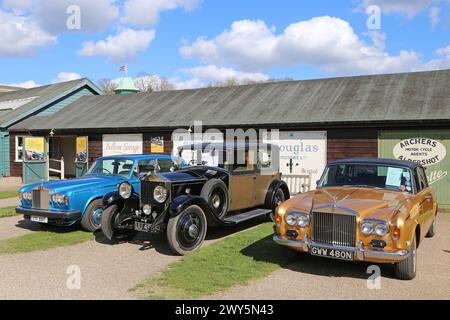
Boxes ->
[393,138,446,167]
[379,130,450,209]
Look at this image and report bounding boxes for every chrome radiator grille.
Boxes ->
[32,188,50,210]
[312,212,356,247]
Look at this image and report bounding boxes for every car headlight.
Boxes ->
[285,214,297,226]
[361,221,374,235]
[374,223,389,236]
[119,182,133,199]
[22,191,32,202]
[153,186,168,203]
[51,194,68,206]
[143,204,152,216]
[297,214,310,228]
[361,220,390,236]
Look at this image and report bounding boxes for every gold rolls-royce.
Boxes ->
[274,158,438,280]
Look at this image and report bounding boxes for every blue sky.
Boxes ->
[1,0,450,89]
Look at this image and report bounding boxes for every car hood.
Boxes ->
[22,175,126,194]
[298,187,412,220]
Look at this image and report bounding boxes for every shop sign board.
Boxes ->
[379,130,450,208]
[103,134,143,156]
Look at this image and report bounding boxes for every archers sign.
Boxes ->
[393,138,447,184]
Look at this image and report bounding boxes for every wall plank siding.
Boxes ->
[327,129,378,163]
[9,134,22,177]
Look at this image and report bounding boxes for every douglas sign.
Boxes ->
[394,137,447,184]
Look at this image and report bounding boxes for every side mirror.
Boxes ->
[316,180,320,187]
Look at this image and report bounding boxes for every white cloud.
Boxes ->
[180,17,422,75]
[418,45,450,70]
[170,77,204,90]
[429,7,441,27]
[2,0,34,12]
[52,72,82,83]
[33,0,119,34]
[357,0,440,17]
[78,29,156,63]
[0,10,56,57]
[180,65,269,83]
[122,0,201,27]
[1,80,40,88]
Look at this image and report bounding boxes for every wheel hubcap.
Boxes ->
[92,208,104,225]
[212,194,221,209]
[178,212,202,248]
[188,224,199,238]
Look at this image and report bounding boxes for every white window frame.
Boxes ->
[15,135,25,162]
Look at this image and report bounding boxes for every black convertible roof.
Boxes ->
[328,158,420,170]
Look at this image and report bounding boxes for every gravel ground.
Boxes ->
[0,216,39,241]
[0,219,263,300]
[209,213,450,300]
[0,198,19,209]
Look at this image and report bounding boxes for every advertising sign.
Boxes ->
[264,131,327,191]
[379,130,450,208]
[24,137,46,161]
[151,136,164,153]
[103,134,143,156]
[76,136,88,163]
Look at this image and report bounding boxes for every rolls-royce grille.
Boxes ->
[140,181,154,205]
[32,188,50,210]
[312,212,356,247]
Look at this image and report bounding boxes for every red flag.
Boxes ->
[119,65,127,72]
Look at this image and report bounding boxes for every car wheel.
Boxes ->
[426,215,437,238]
[167,205,207,255]
[394,234,417,280]
[268,188,286,222]
[101,204,137,242]
[200,179,229,220]
[81,199,105,232]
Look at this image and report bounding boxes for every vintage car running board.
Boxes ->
[224,209,272,224]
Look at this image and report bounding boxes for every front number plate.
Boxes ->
[310,246,354,261]
[134,221,151,232]
[31,216,48,224]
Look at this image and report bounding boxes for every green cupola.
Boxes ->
[114,77,140,94]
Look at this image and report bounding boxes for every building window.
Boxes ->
[15,136,24,162]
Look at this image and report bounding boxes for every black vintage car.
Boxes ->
[100,143,290,255]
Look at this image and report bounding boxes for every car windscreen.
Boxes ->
[87,158,135,178]
[138,159,177,174]
[180,148,224,168]
[319,164,414,193]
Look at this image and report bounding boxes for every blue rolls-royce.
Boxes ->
[16,155,182,231]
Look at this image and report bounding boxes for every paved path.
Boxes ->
[0,198,19,209]
[0,216,48,241]
[0,219,262,300]
[209,213,450,300]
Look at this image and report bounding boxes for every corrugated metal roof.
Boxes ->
[0,78,103,129]
[10,69,450,132]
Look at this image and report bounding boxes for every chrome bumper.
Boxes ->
[273,235,409,262]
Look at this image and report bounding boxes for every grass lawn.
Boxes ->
[0,191,18,200]
[0,206,17,218]
[0,230,94,255]
[132,223,297,300]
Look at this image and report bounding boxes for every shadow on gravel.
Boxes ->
[241,236,397,280]
[93,216,268,256]
[15,219,81,233]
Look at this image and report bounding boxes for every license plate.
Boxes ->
[134,221,152,232]
[31,216,48,224]
[310,246,354,261]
